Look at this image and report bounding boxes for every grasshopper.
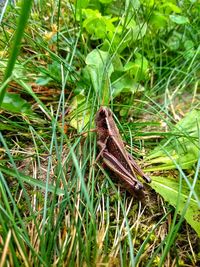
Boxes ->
[95,106,151,198]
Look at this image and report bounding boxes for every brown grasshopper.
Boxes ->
[95,106,151,198]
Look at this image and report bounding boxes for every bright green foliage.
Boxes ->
[149,11,168,29]
[146,109,200,236]
[151,176,200,236]
[82,9,116,39]
[2,92,34,114]
[112,75,144,98]
[85,49,114,93]
[169,14,189,24]
[147,110,200,170]
[73,0,199,110]
[124,53,149,81]
[36,61,62,85]
[75,0,90,9]
[68,93,91,131]
[0,0,32,106]
[68,50,114,129]
[73,48,147,119]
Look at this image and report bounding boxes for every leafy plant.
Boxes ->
[146,110,200,170]
[151,175,200,236]
[1,92,34,114]
[82,9,116,40]
[0,0,32,106]
[146,110,200,235]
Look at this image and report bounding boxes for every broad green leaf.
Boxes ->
[82,8,100,18]
[124,54,149,81]
[82,9,115,39]
[83,17,107,39]
[184,40,194,50]
[176,109,200,133]
[1,92,34,115]
[121,16,136,29]
[74,0,90,20]
[151,176,200,236]
[183,40,195,59]
[107,22,147,54]
[140,0,154,7]
[68,93,91,131]
[167,35,180,51]
[150,12,168,29]
[36,77,52,86]
[169,15,189,24]
[112,74,144,98]
[85,49,114,103]
[131,0,140,9]
[146,110,200,170]
[37,61,62,84]
[131,23,147,41]
[75,0,89,9]
[111,55,123,72]
[162,3,181,14]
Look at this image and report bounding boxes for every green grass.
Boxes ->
[0,0,200,266]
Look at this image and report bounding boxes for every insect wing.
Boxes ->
[102,151,143,190]
[127,153,151,183]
